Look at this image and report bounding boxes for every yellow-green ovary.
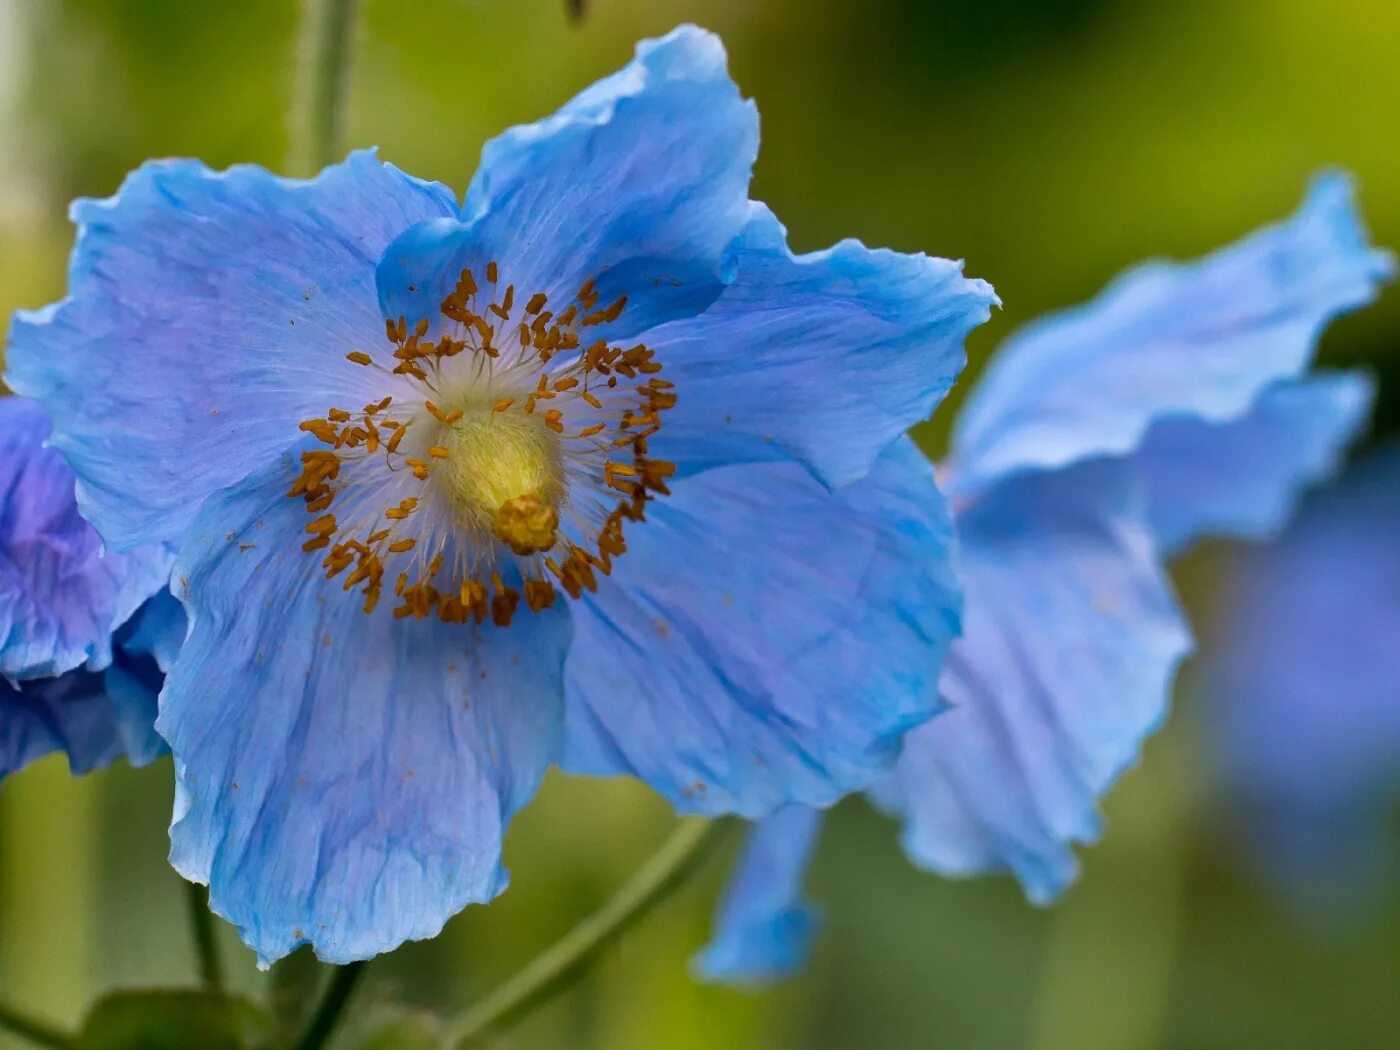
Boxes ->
[439,408,564,551]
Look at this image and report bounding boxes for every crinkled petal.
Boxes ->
[101,659,165,768]
[117,587,188,675]
[1203,445,1400,907]
[1136,372,1373,556]
[645,204,996,488]
[693,805,824,985]
[379,26,758,340]
[97,591,186,766]
[5,151,456,550]
[0,397,171,680]
[1,670,126,780]
[161,452,570,965]
[870,462,1191,902]
[563,438,959,817]
[948,173,1394,497]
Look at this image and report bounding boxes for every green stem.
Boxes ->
[291,0,363,174]
[446,816,729,1046]
[293,962,367,1050]
[184,881,225,990]
[0,1000,76,1050]
[267,947,323,1046]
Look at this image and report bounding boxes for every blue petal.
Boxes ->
[693,804,824,985]
[948,173,1394,497]
[1202,445,1400,908]
[870,462,1191,902]
[162,451,570,965]
[646,204,996,488]
[563,438,959,817]
[5,151,457,550]
[1,670,126,780]
[379,26,758,340]
[0,397,171,680]
[1136,372,1373,556]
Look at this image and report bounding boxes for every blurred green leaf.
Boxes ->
[76,989,267,1050]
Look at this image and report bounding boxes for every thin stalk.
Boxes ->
[293,961,367,1050]
[184,881,225,990]
[447,816,728,1046]
[0,1001,76,1050]
[268,947,323,1046]
[291,0,363,174]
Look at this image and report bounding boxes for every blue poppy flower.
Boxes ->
[700,173,1393,982]
[1202,444,1400,915]
[5,26,994,965]
[0,396,175,780]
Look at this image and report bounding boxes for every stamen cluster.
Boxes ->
[286,264,677,627]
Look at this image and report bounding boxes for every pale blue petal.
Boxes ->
[948,173,1393,497]
[870,462,1191,902]
[162,451,570,965]
[5,151,456,550]
[693,805,823,984]
[1136,372,1373,555]
[563,438,959,817]
[379,26,758,340]
[0,397,171,680]
[1203,445,1400,907]
[646,204,996,488]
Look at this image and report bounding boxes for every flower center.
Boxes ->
[434,406,564,554]
[288,264,676,627]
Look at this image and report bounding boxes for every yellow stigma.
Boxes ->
[494,493,560,555]
[439,408,563,553]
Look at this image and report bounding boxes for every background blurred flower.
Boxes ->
[0,395,174,781]
[4,25,993,966]
[1202,443,1400,917]
[700,173,1394,983]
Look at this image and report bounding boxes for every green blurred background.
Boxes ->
[1,1,1398,1047]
